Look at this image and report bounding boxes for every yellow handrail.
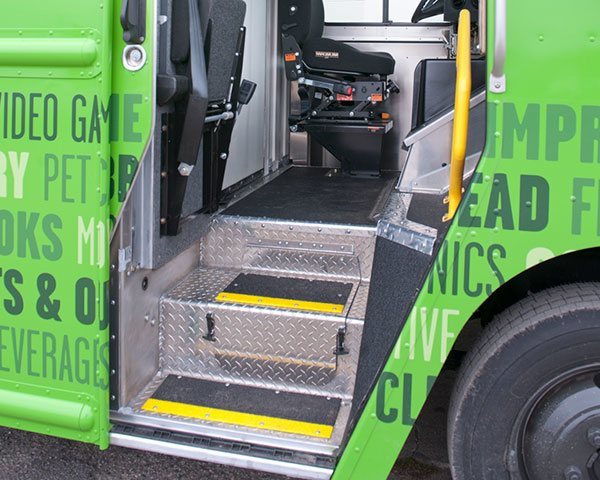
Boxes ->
[444,9,472,222]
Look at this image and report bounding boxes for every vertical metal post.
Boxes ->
[444,9,472,222]
[265,0,279,175]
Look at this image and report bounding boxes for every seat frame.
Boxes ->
[282,35,399,124]
[159,0,251,236]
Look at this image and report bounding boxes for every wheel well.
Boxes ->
[452,246,600,357]
[401,248,600,466]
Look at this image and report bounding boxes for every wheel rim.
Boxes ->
[512,368,600,480]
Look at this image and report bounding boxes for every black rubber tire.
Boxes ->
[448,283,600,480]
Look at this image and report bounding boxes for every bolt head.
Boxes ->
[129,49,142,63]
[123,45,146,71]
[564,466,582,480]
[588,427,600,448]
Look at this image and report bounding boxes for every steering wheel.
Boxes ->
[411,0,445,23]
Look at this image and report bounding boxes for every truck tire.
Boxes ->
[448,283,600,480]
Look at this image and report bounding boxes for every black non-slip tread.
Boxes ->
[222,167,397,226]
[151,376,341,426]
[222,273,353,306]
[406,192,448,230]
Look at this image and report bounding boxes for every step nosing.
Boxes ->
[215,213,378,232]
[160,298,365,320]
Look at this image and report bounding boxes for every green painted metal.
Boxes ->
[0,36,98,69]
[334,0,600,478]
[0,0,154,448]
[108,1,154,228]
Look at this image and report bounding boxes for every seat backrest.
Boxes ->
[200,0,247,102]
[279,0,324,47]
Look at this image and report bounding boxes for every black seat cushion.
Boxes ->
[303,37,395,76]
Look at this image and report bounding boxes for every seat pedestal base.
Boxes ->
[300,119,393,176]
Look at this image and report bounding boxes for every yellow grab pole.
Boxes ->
[444,9,472,222]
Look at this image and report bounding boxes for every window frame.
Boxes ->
[323,0,449,27]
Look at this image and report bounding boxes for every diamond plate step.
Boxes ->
[124,371,354,451]
[159,266,368,399]
[200,215,378,282]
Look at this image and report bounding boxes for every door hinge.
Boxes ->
[118,246,132,273]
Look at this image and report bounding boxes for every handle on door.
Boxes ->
[120,0,147,44]
[490,0,507,93]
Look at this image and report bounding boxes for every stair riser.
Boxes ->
[162,302,344,367]
[200,216,377,282]
[159,299,363,398]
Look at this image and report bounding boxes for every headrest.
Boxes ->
[279,0,324,46]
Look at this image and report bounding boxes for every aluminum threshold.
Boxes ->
[111,411,339,456]
[111,432,334,480]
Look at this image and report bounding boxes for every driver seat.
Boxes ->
[280,0,395,77]
[280,0,398,176]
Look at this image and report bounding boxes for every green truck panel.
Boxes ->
[0,0,114,448]
[335,0,600,477]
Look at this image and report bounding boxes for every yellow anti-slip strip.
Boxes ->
[215,292,344,315]
[142,398,334,439]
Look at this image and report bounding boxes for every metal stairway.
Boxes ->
[111,171,454,480]
[122,168,445,462]
[126,213,378,451]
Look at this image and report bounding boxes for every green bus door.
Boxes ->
[0,0,113,447]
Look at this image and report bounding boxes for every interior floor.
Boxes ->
[223,166,398,226]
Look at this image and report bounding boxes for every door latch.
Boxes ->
[334,327,349,356]
[121,0,147,44]
[203,312,217,342]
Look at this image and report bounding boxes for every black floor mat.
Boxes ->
[148,376,341,428]
[406,193,449,230]
[221,273,352,306]
[223,167,396,226]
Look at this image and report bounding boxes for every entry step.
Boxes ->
[163,267,367,319]
[216,273,353,315]
[200,214,378,283]
[142,376,341,439]
[159,266,368,398]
